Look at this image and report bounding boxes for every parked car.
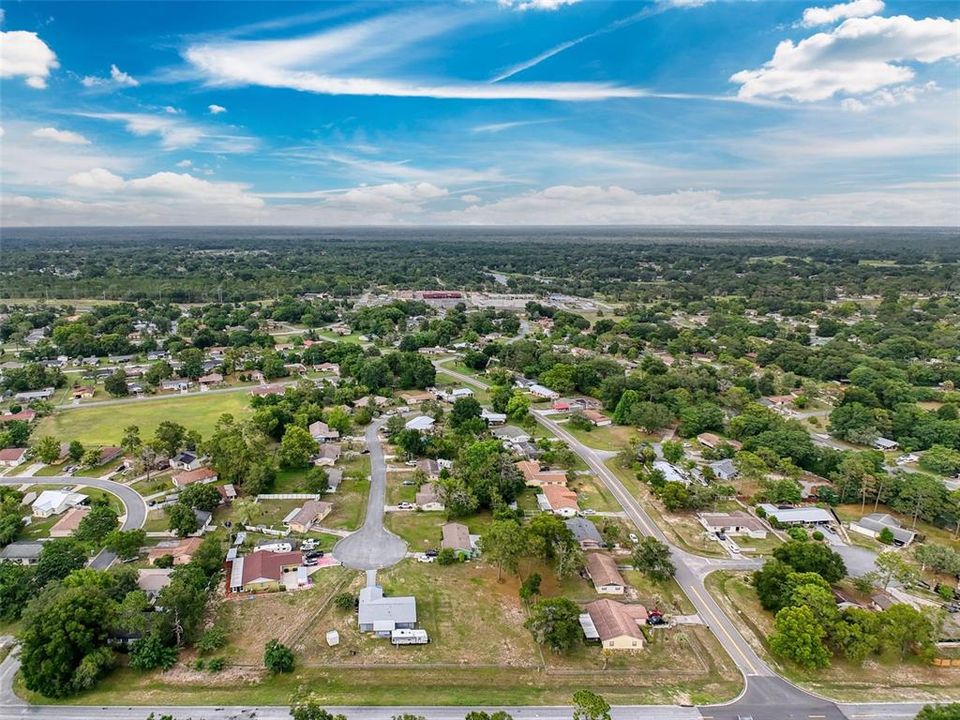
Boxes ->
[398,502,414,510]
[304,557,319,567]
[416,554,435,563]
[424,549,438,557]
[628,533,639,544]
[581,509,597,516]
[305,551,325,560]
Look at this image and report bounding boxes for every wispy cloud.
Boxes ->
[77,111,257,153]
[471,119,558,133]
[183,7,643,101]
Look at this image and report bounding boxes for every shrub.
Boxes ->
[334,593,355,611]
[153,554,174,569]
[207,657,226,672]
[811,530,824,542]
[264,639,294,674]
[878,527,895,545]
[437,548,459,565]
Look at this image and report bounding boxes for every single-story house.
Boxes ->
[405,416,436,433]
[873,437,899,451]
[415,483,445,512]
[0,540,43,565]
[514,441,541,460]
[539,484,580,518]
[709,458,739,482]
[217,484,237,502]
[849,513,917,547]
[416,458,441,479]
[326,467,344,492]
[32,490,86,518]
[192,509,213,535]
[173,466,219,487]
[527,383,560,400]
[652,460,690,485]
[95,446,123,466]
[441,522,477,557]
[309,421,340,443]
[71,386,95,399]
[580,599,648,650]
[0,447,28,468]
[137,569,173,601]
[229,550,304,593]
[516,460,568,487]
[492,426,531,443]
[315,362,340,375]
[198,373,224,386]
[397,390,436,405]
[358,584,418,635]
[160,379,191,392]
[14,388,54,401]
[758,503,834,527]
[584,552,627,595]
[481,409,507,425]
[0,409,36,424]
[582,409,612,427]
[148,537,203,566]
[698,511,768,539]
[565,517,604,550]
[49,506,90,537]
[313,443,342,467]
[170,451,202,471]
[285,500,333,534]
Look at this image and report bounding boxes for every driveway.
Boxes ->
[332,419,408,571]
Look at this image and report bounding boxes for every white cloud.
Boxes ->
[183,10,642,101]
[31,126,91,145]
[78,112,257,153]
[801,0,884,27]
[163,106,182,114]
[0,30,59,88]
[68,167,125,190]
[65,167,263,209]
[461,194,481,203]
[498,0,581,11]
[471,119,556,133]
[660,0,713,7]
[81,63,139,89]
[208,104,227,114]
[731,15,960,102]
[176,159,192,168]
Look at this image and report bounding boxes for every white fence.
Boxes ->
[256,493,320,501]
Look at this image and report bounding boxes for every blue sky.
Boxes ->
[1,0,958,226]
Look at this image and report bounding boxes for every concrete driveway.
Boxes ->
[333,419,408,571]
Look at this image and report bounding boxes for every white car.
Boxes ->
[398,502,415,510]
[416,553,435,563]
[628,533,640,544]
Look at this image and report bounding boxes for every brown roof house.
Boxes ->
[698,511,768,539]
[284,500,333,534]
[229,550,304,593]
[173,466,219,488]
[584,552,627,595]
[538,484,580,518]
[313,443,341,467]
[516,460,568,488]
[309,421,340,443]
[148,537,203,566]
[581,599,648,651]
[49,506,90,538]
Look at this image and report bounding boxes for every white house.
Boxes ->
[405,416,436,433]
[528,383,560,400]
[32,490,87,518]
[481,409,507,425]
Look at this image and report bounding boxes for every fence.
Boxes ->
[256,493,320,501]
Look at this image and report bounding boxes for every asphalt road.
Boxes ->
[0,475,148,569]
[332,418,408,571]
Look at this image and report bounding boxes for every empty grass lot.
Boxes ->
[21,559,742,707]
[34,392,253,445]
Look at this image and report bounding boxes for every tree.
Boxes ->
[871,551,920,590]
[481,520,527,581]
[753,560,798,611]
[877,603,937,660]
[75,502,119,545]
[104,368,129,397]
[661,440,684,464]
[524,597,582,653]
[631,537,675,581]
[773,541,847,583]
[130,633,178,671]
[152,420,188,459]
[450,396,482,429]
[104,529,146,561]
[19,584,116,697]
[915,704,960,720]
[306,466,329,495]
[0,562,34,621]
[769,605,831,670]
[279,425,318,468]
[506,392,530,423]
[290,699,348,720]
[35,538,87,587]
[519,572,542,603]
[264,639,294,673]
[568,411,593,432]
[166,502,200,538]
[68,440,85,462]
[179,482,222,512]
[34,435,61,464]
[572,690,612,720]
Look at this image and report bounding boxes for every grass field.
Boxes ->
[34,392,253,445]
[706,570,960,702]
[30,559,741,706]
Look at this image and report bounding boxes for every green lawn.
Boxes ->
[34,392,253,445]
[129,474,174,497]
[323,476,369,531]
[384,510,444,549]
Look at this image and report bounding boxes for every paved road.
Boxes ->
[332,419,408,571]
[0,475,147,569]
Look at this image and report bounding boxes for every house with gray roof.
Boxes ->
[849,513,917,547]
[565,517,604,549]
[358,585,417,636]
